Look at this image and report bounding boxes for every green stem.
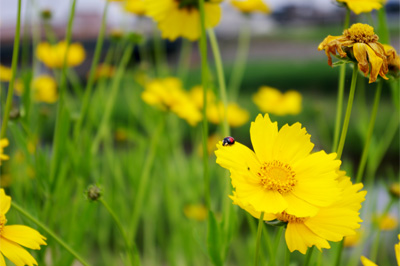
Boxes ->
[336,64,358,159]
[332,8,351,152]
[91,42,135,155]
[0,0,21,138]
[254,212,264,266]
[153,25,168,77]
[334,239,345,266]
[303,246,314,266]
[284,246,291,266]
[99,198,139,266]
[74,0,109,140]
[355,81,382,183]
[263,224,275,265]
[48,0,77,185]
[11,202,91,266]
[229,18,251,101]
[177,38,192,83]
[128,117,165,239]
[198,0,211,209]
[207,28,230,136]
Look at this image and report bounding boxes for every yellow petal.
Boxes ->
[292,151,341,208]
[0,253,5,266]
[360,256,378,266]
[2,225,47,250]
[237,188,288,214]
[0,189,11,216]
[283,192,319,218]
[272,122,314,166]
[365,45,384,83]
[353,43,370,77]
[250,113,278,163]
[285,222,330,254]
[0,237,38,266]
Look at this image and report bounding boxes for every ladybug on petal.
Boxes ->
[222,136,235,146]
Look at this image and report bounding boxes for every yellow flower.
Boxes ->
[189,85,216,110]
[361,256,378,266]
[146,0,222,41]
[376,214,398,231]
[0,65,12,82]
[336,0,383,14]
[390,182,400,198]
[141,77,202,126]
[232,175,366,254]
[184,204,208,221]
[215,113,343,218]
[252,86,302,116]
[318,23,390,83]
[207,102,249,128]
[32,75,58,103]
[231,0,271,14]
[0,189,47,265]
[124,0,146,15]
[382,44,400,74]
[93,63,116,80]
[0,139,9,166]
[36,41,86,68]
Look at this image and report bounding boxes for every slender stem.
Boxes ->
[198,0,211,209]
[207,28,230,136]
[254,212,265,266]
[74,0,109,139]
[336,64,358,159]
[263,224,275,265]
[332,8,351,152]
[229,18,251,101]
[48,0,77,185]
[303,246,314,266]
[177,38,192,83]
[284,246,291,266]
[153,25,168,77]
[99,198,138,266]
[91,42,135,155]
[128,117,165,239]
[355,81,382,183]
[11,202,91,266]
[334,239,345,266]
[0,0,21,138]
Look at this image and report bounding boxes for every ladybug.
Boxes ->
[222,136,235,146]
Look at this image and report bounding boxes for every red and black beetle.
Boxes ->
[222,136,235,146]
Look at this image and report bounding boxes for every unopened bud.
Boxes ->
[86,185,102,201]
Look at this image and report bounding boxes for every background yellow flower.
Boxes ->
[36,41,86,68]
[337,0,383,15]
[252,86,302,116]
[207,102,249,128]
[124,0,146,15]
[32,75,58,103]
[0,138,9,166]
[231,0,271,14]
[0,65,12,82]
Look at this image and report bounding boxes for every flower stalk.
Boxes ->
[11,202,91,266]
[0,0,21,139]
[254,212,265,266]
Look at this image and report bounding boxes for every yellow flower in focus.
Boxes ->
[0,65,12,82]
[361,256,378,266]
[231,0,271,14]
[125,0,146,15]
[207,102,249,127]
[32,75,58,103]
[376,214,398,230]
[36,41,86,68]
[344,230,362,247]
[184,204,208,221]
[0,139,9,166]
[232,176,366,254]
[146,0,222,41]
[252,86,302,116]
[318,23,389,83]
[336,0,383,14]
[215,114,343,218]
[0,189,47,265]
[142,78,202,126]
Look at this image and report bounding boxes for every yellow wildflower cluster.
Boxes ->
[231,0,271,14]
[0,65,12,82]
[0,189,47,265]
[216,114,366,254]
[15,75,58,104]
[336,0,383,14]
[0,139,9,166]
[142,77,202,126]
[36,41,86,69]
[319,23,399,83]
[252,86,302,116]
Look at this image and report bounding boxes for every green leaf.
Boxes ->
[207,210,223,266]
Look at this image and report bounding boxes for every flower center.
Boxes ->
[258,160,297,194]
[176,0,199,9]
[344,23,378,43]
[0,215,7,235]
[276,211,306,223]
